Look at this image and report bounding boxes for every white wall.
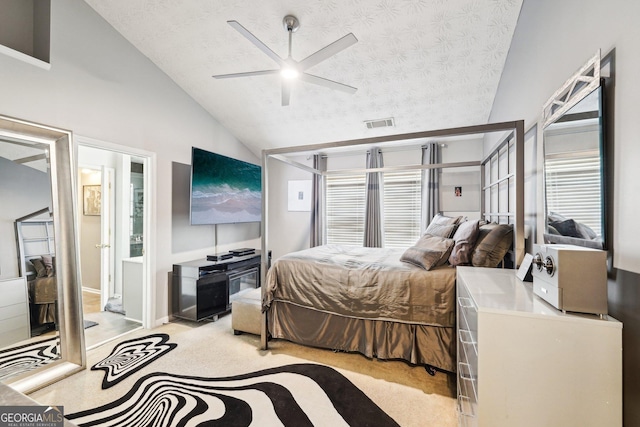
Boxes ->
[266,156,314,261]
[0,0,259,323]
[489,0,640,274]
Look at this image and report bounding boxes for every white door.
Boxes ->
[99,167,116,310]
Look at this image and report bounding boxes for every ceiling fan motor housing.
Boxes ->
[283,15,300,32]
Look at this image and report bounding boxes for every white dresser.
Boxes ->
[456,266,622,427]
[0,277,30,348]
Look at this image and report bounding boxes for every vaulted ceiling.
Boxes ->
[84,0,523,156]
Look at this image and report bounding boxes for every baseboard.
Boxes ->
[82,287,101,295]
[156,316,169,327]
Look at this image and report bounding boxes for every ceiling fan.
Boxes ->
[212,15,358,106]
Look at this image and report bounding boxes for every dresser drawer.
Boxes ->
[457,296,478,341]
[458,329,478,376]
[457,368,477,417]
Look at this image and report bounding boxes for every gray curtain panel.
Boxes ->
[421,143,441,232]
[310,154,327,247]
[364,148,384,247]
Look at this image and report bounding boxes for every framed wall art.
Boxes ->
[83,185,101,216]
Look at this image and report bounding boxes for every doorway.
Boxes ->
[76,138,154,348]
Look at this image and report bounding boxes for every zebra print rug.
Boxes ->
[67,363,400,427]
[91,333,177,389]
[0,336,59,381]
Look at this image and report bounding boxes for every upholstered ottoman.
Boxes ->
[231,287,262,335]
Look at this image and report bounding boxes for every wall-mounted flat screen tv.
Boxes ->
[190,147,262,225]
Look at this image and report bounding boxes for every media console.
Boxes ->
[172,251,267,321]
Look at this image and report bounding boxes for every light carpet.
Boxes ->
[29,314,457,427]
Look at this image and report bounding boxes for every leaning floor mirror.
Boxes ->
[540,51,607,250]
[0,115,85,392]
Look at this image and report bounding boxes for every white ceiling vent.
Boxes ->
[364,117,395,129]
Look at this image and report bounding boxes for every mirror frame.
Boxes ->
[0,115,85,392]
[537,50,607,250]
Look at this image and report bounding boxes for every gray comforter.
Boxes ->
[263,245,457,327]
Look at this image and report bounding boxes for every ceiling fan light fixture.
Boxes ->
[281,66,299,79]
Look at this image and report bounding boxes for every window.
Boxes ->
[326,174,366,245]
[383,170,422,247]
[545,152,602,237]
[325,170,422,247]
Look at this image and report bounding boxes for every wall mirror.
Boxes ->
[0,115,85,392]
[540,51,606,250]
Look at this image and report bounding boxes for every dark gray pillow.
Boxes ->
[471,224,513,268]
[549,219,582,238]
[448,220,480,266]
[400,234,455,271]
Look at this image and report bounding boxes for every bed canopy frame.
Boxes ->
[260,120,525,349]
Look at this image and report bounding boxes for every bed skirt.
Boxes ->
[268,301,456,373]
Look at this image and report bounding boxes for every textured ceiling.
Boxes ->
[84,0,523,156]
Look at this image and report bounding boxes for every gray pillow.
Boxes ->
[41,254,55,277]
[424,214,462,237]
[577,222,598,240]
[428,213,462,226]
[400,234,455,270]
[448,220,480,266]
[424,223,457,238]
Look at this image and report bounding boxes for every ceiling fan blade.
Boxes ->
[212,70,279,79]
[300,73,357,94]
[282,81,292,106]
[227,20,284,66]
[298,33,358,71]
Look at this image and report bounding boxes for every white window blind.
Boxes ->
[326,174,366,245]
[545,153,602,237]
[325,170,422,247]
[383,170,422,247]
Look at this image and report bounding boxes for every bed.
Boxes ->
[264,244,457,371]
[260,121,526,373]
[263,217,516,372]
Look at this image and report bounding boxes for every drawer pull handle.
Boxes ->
[458,297,475,309]
[458,395,475,417]
[540,286,548,294]
[458,329,477,346]
[458,362,476,381]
